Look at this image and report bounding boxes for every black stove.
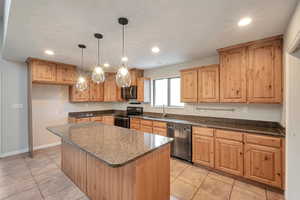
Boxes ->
[114,107,143,128]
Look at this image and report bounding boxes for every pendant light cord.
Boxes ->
[81,48,84,68]
[122,25,125,58]
[97,39,100,66]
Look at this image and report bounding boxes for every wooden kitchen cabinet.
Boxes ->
[215,129,244,176]
[30,59,57,83]
[180,68,198,103]
[56,64,76,85]
[89,81,104,102]
[140,119,153,133]
[247,39,283,103]
[130,118,141,131]
[198,65,220,102]
[244,134,283,188]
[137,77,151,103]
[103,116,114,125]
[69,79,90,102]
[104,73,123,102]
[75,117,91,123]
[192,127,214,167]
[130,68,144,86]
[152,121,167,136]
[90,116,103,122]
[218,47,247,103]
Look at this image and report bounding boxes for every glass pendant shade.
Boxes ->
[75,75,88,91]
[92,65,105,84]
[116,65,131,87]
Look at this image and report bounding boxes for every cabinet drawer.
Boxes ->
[90,116,103,122]
[103,116,114,125]
[153,127,167,136]
[76,118,91,123]
[245,134,281,148]
[193,127,214,137]
[131,118,141,124]
[215,129,243,142]
[153,121,167,128]
[141,119,153,126]
[140,125,153,133]
[131,122,140,130]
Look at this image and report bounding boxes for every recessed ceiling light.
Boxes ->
[238,17,252,27]
[151,46,160,53]
[44,50,54,55]
[103,62,110,67]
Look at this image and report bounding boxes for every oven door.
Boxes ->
[114,117,130,128]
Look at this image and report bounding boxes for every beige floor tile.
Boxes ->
[171,160,190,177]
[4,187,43,200]
[44,184,85,200]
[193,189,228,200]
[207,172,234,185]
[0,163,30,178]
[0,169,33,187]
[0,178,37,200]
[78,196,90,200]
[178,166,208,187]
[171,179,197,200]
[197,176,232,200]
[266,190,284,200]
[234,181,266,196]
[231,186,266,200]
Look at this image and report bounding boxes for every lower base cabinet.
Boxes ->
[192,135,214,168]
[244,143,282,188]
[215,138,244,176]
[192,126,284,189]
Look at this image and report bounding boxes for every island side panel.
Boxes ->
[135,144,171,200]
[86,155,136,200]
[61,141,87,193]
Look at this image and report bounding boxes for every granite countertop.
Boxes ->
[47,122,173,167]
[68,110,285,137]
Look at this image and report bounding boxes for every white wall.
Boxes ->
[32,84,114,149]
[115,56,283,122]
[0,58,28,157]
[284,2,300,199]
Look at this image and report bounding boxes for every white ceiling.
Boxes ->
[1,0,298,70]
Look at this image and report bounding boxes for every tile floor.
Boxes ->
[0,145,284,200]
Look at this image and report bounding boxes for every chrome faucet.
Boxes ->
[162,104,167,118]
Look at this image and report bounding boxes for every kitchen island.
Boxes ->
[47,122,173,200]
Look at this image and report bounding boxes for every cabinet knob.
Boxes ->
[264,156,268,161]
[277,173,281,176]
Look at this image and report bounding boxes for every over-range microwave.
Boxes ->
[121,86,137,99]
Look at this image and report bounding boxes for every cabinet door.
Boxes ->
[153,127,167,137]
[215,138,244,176]
[248,40,282,103]
[137,77,144,102]
[56,64,76,85]
[75,118,91,123]
[104,74,122,102]
[89,81,104,102]
[219,47,247,102]
[140,125,153,133]
[198,65,220,102]
[103,116,114,125]
[180,69,198,102]
[192,135,214,168]
[244,144,282,188]
[31,60,57,83]
[69,81,90,102]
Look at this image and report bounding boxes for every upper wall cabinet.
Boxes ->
[180,68,198,103]
[56,64,77,85]
[27,58,76,85]
[198,64,220,102]
[130,69,144,86]
[247,39,282,103]
[69,79,90,102]
[104,73,123,102]
[89,81,104,102]
[218,47,247,103]
[217,35,283,104]
[137,77,151,103]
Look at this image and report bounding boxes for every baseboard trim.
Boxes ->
[33,142,61,150]
[0,142,62,158]
[0,148,29,158]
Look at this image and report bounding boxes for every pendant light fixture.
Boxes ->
[116,17,131,88]
[75,44,88,91]
[91,33,105,84]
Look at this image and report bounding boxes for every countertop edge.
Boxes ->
[47,127,173,168]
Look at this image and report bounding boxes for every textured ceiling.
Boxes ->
[2,0,298,69]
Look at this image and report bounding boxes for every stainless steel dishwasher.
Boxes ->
[167,123,192,162]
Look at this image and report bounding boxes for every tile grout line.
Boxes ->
[228,179,236,200]
[190,172,209,200]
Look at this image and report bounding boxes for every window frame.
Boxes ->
[152,76,184,108]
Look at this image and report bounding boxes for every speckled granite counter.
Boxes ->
[47,122,173,167]
[68,110,285,137]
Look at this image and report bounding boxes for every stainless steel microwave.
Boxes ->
[121,86,137,99]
